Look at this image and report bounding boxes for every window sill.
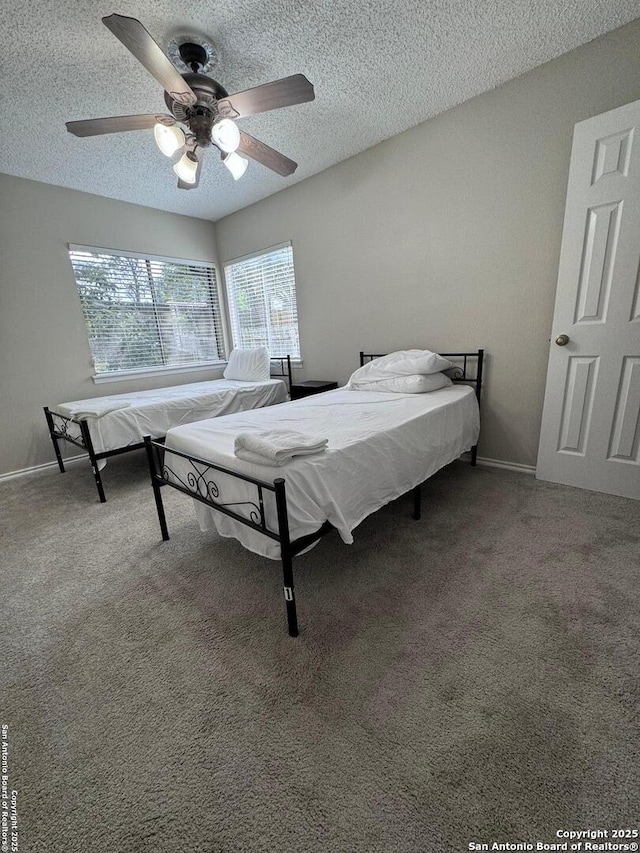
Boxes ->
[93,361,226,384]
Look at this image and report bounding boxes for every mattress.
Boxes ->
[163,384,480,559]
[53,378,287,454]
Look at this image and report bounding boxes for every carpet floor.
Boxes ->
[1,454,638,852]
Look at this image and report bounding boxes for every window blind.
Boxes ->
[224,244,301,359]
[68,247,224,375]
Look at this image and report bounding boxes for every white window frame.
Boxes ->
[223,241,302,363]
[68,245,228,383]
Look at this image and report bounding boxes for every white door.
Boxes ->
[537,99,640,500]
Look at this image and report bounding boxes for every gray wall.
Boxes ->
[0,175,220,475]
[214,19,640,467]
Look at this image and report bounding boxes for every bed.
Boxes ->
[44,355,291,502]
[145,349,484,636]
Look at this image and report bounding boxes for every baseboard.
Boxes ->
[1,451,536,484]
[0,453,88,483]
[476,456,536,475]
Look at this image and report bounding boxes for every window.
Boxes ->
[69,246,224,377]
[224,243,301,359]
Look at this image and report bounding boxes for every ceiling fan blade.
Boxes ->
[217,74,315,119]
[66,114,175,137]
[177,146,202,190]
[237,132,297,176]
[102,13,197,106]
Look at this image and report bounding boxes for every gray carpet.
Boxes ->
[1,454,638,852]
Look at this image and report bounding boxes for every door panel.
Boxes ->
[575,202,620,323]
[557,356,599,455]
[607,357,640,463]
[591,128,633,184]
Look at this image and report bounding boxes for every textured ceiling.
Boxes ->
[0,1,637,221]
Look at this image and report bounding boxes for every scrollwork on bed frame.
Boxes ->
[44,409,88,449]
[44,405,142,504]
[160,453,267,530]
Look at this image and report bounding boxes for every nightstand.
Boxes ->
[290,380,338,400]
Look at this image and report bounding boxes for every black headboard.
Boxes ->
[359,349,484,403]
[270,355,293,389]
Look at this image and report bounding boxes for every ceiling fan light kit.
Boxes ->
[211,118,240,153]
[173,151,199,184]
[222,151,249,180]
[154,123,185,157]
[65,13,315,191]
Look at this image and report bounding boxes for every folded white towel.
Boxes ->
[67,401,132,419]
[235,446,325,467]
[234,430,328,465]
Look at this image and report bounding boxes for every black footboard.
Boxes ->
[43,407,146,503]
[144,436,333,637]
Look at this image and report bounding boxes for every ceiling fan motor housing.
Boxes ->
[164,71,230,148]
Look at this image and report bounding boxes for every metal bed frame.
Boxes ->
[44,356,293,503]
[144,349,484,637]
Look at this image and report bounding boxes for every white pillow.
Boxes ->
[223,347,270,381]
[390,350,453,375]
[348,349,453,386]
[350,372,453,393]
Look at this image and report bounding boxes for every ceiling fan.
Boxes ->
[65,13,315,189]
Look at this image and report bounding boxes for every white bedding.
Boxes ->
[53,378,287,454]
[163,384,480,559]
